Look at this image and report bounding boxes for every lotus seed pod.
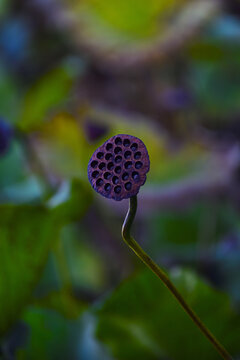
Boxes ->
[88,134,150,201]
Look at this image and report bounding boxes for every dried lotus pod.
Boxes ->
[87,134,232,360]
[88,134,150,201]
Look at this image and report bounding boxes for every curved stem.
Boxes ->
[122,195,233,360]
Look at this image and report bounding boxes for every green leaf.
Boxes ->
[60,223,107,291]
[0,61,20,122]
[19,66,74,132]
[149,203,238,250]
[49,178,93,224]
[0,177,93,334]
[18,307,81,360]
[188,41,240,120]
[33,113,90,179]
[0,140,26,188]
[76,0,179,40]
[62,0,217,65]
[96,269,240,360]
[0,204,59,335]
[18,308,111,360]
[33,290,86,319]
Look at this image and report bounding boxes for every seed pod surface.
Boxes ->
[88,134,150,201]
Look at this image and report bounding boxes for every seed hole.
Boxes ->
[123,139,130,147]
[122,172,129,181]
[125,161,132,169]
[104,172,111,180]
[132,171,139,181]
[134,151,141,160]
[114,186,121,194]
[97,152,104,159]
[99,162,106,170]
[105,153,112,161]
[92,171,99,178]
[135,161,143,169]
[125,182,132,191]
[115,166,121,174]
[112,176,119,184]
[124,151,131,159]
[91,160,98,168]
[115,137,122,145]
[104,183,111,192]
[107,162,114,170]
[115,155,122,163]
[96,178,103,187]
[130,143,138,152]
[106,143,113,151]
[114,147,122,155]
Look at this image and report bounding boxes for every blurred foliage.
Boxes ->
[0,178,91,336]
[96,269,240,360]
[148,203,239,257]
[189,42,240,120]
[50,178,93,223]
[0,61,20,122]
[19,64,76,132]
[33,290,86,319]
[0,0,240,359]
[0,0,8,16]
[18,307,81,360]
[0,204,57,335]
[63,0,215,66]
[71,0,185,40]
[34,113,89,179]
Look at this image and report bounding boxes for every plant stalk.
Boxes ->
[122,195,233,360]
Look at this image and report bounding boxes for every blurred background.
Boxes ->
[1,0,240,359]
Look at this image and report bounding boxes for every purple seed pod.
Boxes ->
[88,134,150,201]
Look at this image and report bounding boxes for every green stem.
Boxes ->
[122,195,233,360]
